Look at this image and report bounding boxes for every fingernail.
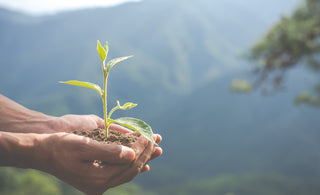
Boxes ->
[143,164,150,172]
[155,134,162,143]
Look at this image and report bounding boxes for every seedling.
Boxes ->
[60,40,156,145]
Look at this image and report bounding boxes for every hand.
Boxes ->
[51,114,105,132]
[0,130,162,195]
[0,94,163,194]
[108,124,163,171]
[52,115,163,172]
[53,114,163,163]
[38,132,162,195]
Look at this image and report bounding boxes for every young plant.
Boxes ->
[60,40,157,145]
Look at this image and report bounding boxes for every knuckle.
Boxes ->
[133,163,145,173]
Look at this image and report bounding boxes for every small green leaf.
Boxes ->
[60,80,102,96]
[109,117,157,145]
[104,41,109,55]
[108,101,138,119]
[106,56,133,71]
[97,40,107,63]
[116,100,121,108]
[121,102,138,110]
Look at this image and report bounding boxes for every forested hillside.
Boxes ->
[2,0,320,194]
[0,0,301,116]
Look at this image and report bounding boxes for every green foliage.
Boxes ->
[106,56,133,72]
[1,1,319,195]
[104,183,157,195]
[60,80,102,95]
[0,168,61,195]
[250,0,320,69]
[60,41,156,145]
[294,92,320,105]
[0,168,155,195]
[110,117,156,145]
[164,173,320,195]
[108,101,137,118]
[97,40,107,62]
[249,0,320,105]
[3,169,320,195]
[230,79,253,93]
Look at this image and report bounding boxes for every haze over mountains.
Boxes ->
[0,0,302,106]
[2,0,320,194]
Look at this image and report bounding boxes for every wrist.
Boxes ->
[0,94,59,133]
[0,132,49,169]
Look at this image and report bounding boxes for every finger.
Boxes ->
[151,147,163,160]
[109,137,154,185]
[82,140,135,163]
[139,134,162,161]
[131,138,155,174]
[108,124,133,134]
[154,134,162,144]
[141,164,150,173]
[132,135,149,156]
[91,115,105,129]
[136,139,155,165]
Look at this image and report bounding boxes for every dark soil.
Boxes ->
[72,128,138,147]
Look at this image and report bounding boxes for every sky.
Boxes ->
[0,0,140,15]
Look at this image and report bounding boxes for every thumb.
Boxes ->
[82,141,135,164]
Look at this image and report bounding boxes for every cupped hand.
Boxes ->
[0,94,163,195]
[38,132,134,195]
[51,114,105,132]
[38,132,162,195]
[53,114,163,165]
[47,114,163,194]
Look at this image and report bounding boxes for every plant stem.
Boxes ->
[103,69,109,137]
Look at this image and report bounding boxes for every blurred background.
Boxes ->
[1,0,320,194]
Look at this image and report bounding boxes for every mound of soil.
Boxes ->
[72,128,138,147]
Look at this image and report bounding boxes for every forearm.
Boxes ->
[0,94,104,133]
[0,131,47,169]
[0,94,58,133]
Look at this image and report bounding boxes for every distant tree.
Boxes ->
[230,79,253,93]
[248,0,320,106]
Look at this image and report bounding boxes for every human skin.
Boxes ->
[0,94,162,194]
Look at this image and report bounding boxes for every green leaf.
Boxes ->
[108,101,138,119]
[60,80,102,96]
[104,41,109,55]
[97,40,107,63]
[106,56,133,71]
[120,102,138,110]
[109,117,157,145]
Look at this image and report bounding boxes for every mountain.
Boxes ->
[128,69,320,195]
[3,0,320,194]
[0,0,302,116]
[152,69,320,177]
